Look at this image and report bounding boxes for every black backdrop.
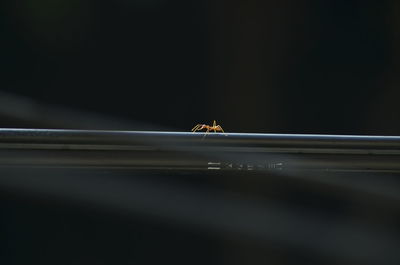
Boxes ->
[2,0,399,134]
[2,1,400,265]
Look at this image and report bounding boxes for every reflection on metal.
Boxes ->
[0,128,399,172]
[207,162,284,171]
[1,129,400,265]
[207,161,221,170]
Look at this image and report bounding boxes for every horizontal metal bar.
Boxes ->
[1,128,400,149]
[0,129,399,172]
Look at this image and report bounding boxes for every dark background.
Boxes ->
[2,0,400,134]
[2,1,400,265]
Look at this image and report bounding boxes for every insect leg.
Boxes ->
[202,128,210,139]
[191,124,201,132]
[217,125,227,136]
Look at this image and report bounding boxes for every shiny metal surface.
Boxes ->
[0,128,399,172]
[1,129,400,265]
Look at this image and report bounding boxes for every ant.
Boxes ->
[191,120,226,138]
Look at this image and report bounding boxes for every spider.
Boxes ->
[191,120,226,138]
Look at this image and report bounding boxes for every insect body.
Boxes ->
[191,120,226,138]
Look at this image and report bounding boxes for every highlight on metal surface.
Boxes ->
[1,128,400,265]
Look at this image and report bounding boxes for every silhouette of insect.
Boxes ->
[191,120,226,138]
